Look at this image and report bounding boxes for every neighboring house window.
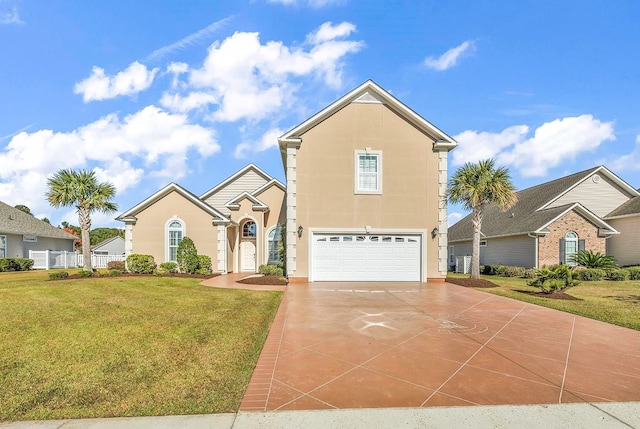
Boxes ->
[355,150,382,194]
[168,220,184,262]
[242,221,256,238]
[480,240,488,247]
[93,250,108,256]
[0,235,6,258]
[267,226,282,264]
[560,231,584,265]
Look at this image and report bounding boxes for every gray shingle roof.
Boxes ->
[448,166,601,242]
[606,196,640,218]
[0,201,78,240]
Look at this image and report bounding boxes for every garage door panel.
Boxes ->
[312,233,421,281]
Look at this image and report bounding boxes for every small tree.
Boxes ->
[176,237,199,274]
[570,250,617,269]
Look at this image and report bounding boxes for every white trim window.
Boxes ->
[266,226,282,264]
[480,240,488,247]
[242,221,256,238]
[564,231,578,266]
[167,220,184,262]
[355,150,382,194]
[0,235,6,258]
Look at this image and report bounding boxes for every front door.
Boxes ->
[240,241,256,271]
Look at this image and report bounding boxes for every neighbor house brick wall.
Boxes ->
[537,210,605,267]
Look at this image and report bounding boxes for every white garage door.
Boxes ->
[311,234,422,281]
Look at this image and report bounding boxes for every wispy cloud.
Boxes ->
[1,123,34,141]
[0,5,23,25]
[424,40,475,71]
[145,16,235,62]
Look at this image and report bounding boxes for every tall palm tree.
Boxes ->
[448,159,517,279]
[46,169,118,271]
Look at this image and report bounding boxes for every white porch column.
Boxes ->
[283,140,301,276]
[437,149,449,277]
[216,224,227,274]
[124,223,133,256]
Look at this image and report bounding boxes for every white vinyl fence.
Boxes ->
[455,256,472,274]
[29,251,126,270]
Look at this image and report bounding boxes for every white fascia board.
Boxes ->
[224,192,268,210]
[252,178,286,196]
[199,164,274,200]
[535,203,618,234]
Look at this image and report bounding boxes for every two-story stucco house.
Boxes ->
[279,80,457,282]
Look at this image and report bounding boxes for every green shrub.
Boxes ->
[493,265,506,276]
[523,268,538,279]
[607,268,630,281]
[48,271,69,279]
[108,269,123,276]
[570,250,617,269]
[197,255,212,274]
[258,264,284,276]
[0,258,33,271]
[107,260,125,271]
[78,269,93,278]
[126,254,156,274]
[626,266,640,280]
[502,266,526,277]
[14,258,34,271]
[528,264,579,293]
[577,268,606,281]
[159,262,178,274]
[176,237,199,274]
[481,265,494,275]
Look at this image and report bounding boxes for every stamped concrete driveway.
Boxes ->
[239,281,640,411]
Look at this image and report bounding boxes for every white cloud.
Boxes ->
[424,40,475,71]
[234,127,283,159]
[74,61,159,102]
[163,22,363,121]
[452,115,615,177]
[452,125,529,167]
[0,5,23,24]
[448,212,463,227]
[607,134,640,172]
[145,16,234,62]
[0,106,219,217]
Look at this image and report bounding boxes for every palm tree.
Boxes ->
[46,169,118,271]
[448,159,517,279]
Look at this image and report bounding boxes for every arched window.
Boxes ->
[564,231,578,265]
[168,220,183,262]
[267,226,282,264]
[242,221,256,238]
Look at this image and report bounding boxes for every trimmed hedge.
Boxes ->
[107,260,125,271]
[159,262,178,274]
[78,269,93,278]
[0,258,34,272]
[196,255,212,275]
[627,266,640,280]
[176,237,199,274]
[577,268,606,281]
[48,271,69,279]
[258,264,284,276]
[607,268,630,281]
[126,254,156,274]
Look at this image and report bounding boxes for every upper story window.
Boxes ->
[167,220,184,262]
[355,150,382,194]
[242,221,256,238]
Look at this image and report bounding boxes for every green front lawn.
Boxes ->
[448,272,640,330]
[0,270,282,421]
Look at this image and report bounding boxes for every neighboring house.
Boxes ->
[0,200,76,258]
[278,80,457,282]
[448,166,640,269]
[91,236,125,255]
[116,164,285,273]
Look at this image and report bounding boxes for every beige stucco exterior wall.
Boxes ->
[293,102,443,280]
[607,216,640,266]
[130,191,219,266]
[538,210,605,267]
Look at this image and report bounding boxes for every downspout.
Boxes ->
[527,233,539,268]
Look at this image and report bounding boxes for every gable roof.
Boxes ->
[252,178,286,197]
[606,196,640,219]
[0,201,77,240]
[91,235,124,250]
[116,183,230,223]
[278,79,458,151]
[448,166,623,242]
[224,192,268,211]
[200,164,274,200]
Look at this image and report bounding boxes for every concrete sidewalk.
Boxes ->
[2,402,639,429]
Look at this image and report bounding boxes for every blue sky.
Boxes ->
[1,0,639,227]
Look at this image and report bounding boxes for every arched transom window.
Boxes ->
[168,220,184,262]
[242,221,256,238]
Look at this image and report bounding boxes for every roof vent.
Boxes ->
[592,174,601,184]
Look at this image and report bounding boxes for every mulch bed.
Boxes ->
[237,275,288,286]
[49,272,221,281]
[446,277,498,288]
